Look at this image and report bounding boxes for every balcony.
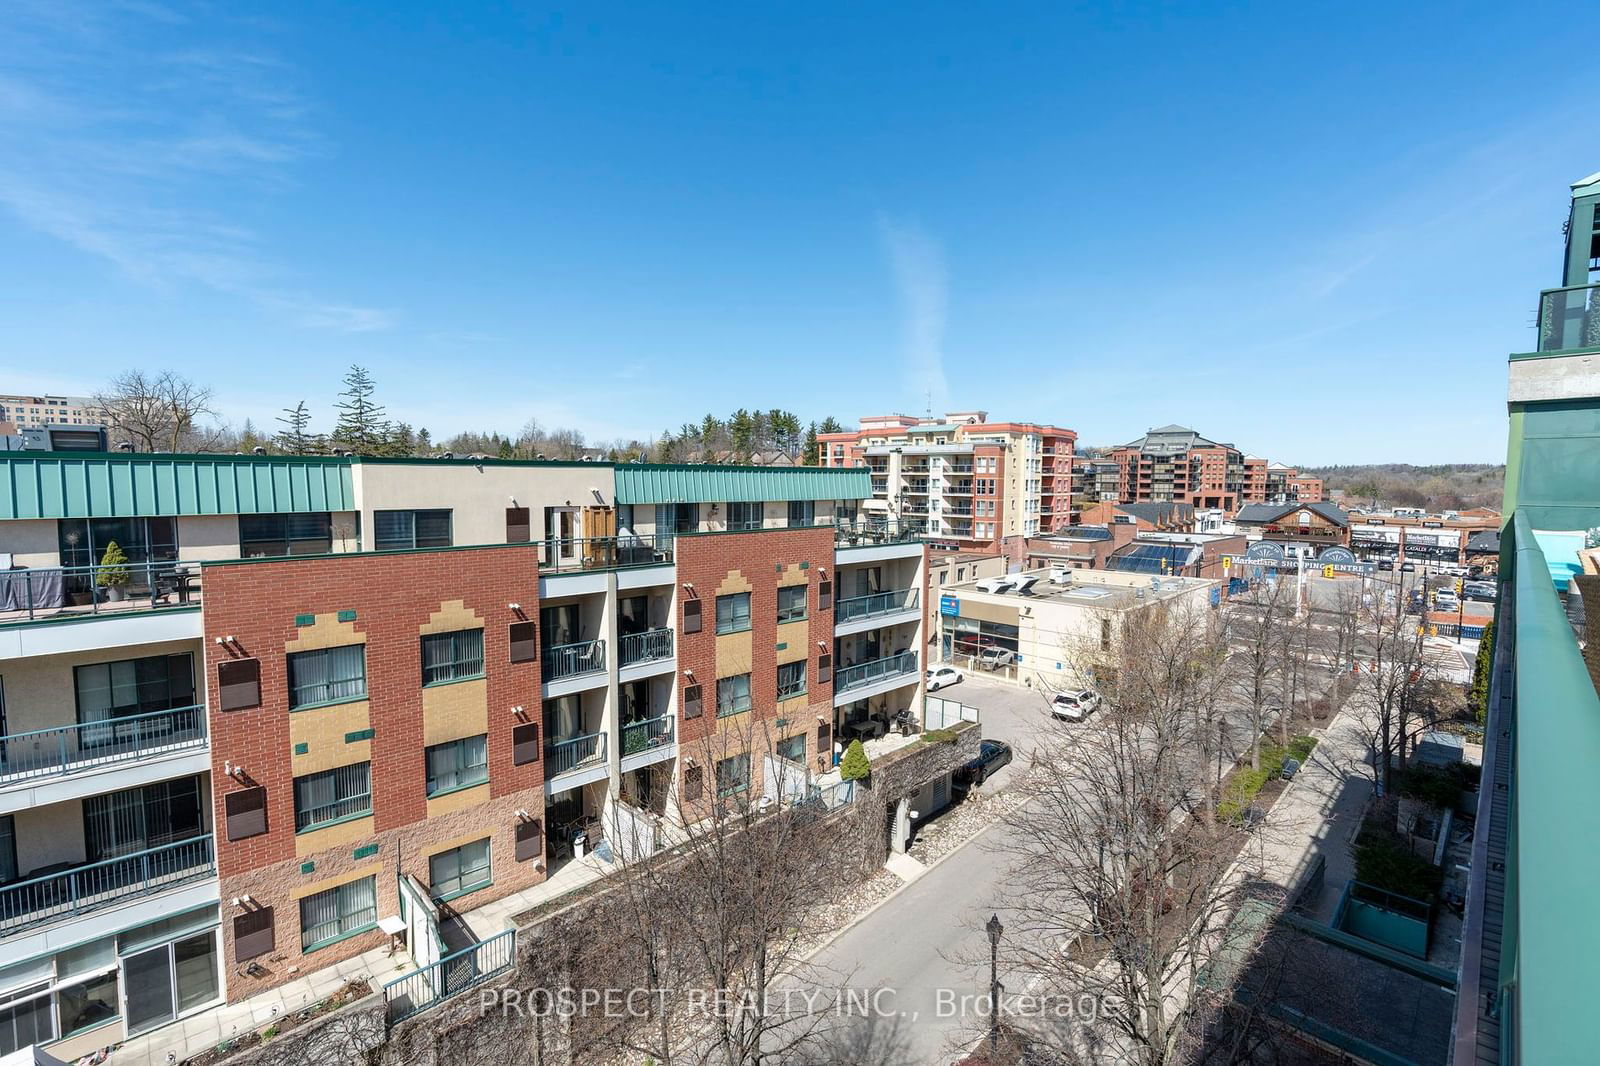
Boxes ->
[542,639,606,681]
[0,835,214,935]
[1536,283,1600,352]
[0,561,201,625]
[546,731,606,777]
[904,481,929,495]
[621,714,674,757]
[537,534,674,575]
[619,628,673,667]
[836,651,919,693]
[835,588,919,625]
[944,505,973,516]
[944,481,974,495]
[833,519,926,551]
[902,504,929,516]
[0,705,206,786]
[945,463,975,474]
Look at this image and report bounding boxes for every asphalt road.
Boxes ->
[808,818,1022,1065]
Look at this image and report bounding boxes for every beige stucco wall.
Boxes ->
[1,519,60,567]
[353,463,615,547]
[177,514,241,562]
[0,638,203,734]
[14,797,85,874]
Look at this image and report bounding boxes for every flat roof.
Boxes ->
[946,566,1215,611]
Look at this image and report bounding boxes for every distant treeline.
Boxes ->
[1303,463,1505,511]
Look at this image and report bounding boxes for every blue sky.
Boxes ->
[2,2,1597,463]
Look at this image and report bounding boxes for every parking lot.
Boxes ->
[928,670,1072,793]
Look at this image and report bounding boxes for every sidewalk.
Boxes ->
[108,851,621,1066]
[1253,694,1375,921]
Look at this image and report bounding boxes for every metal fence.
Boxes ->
[835,651,919,693]
[923,695,979,731]
[0,704,207,782]
[547,731,606,776]
[383,928,516,1023]
[621,715,673,756]
[619,627,673,667]
[835,587,919,624]
[0,835,214,933]
[0,560,201,621]
[542,639,606,681]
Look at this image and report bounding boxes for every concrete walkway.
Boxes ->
[1252,692,1376,920]
[108,851,622,1066]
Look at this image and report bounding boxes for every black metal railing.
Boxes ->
[0,561,201,622]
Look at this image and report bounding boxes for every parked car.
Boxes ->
[1400,562,1416,573]
[1464,581,1498,602]
[926,665,964,691]
[977,647,1016,670]
[1049,689,1102,722]
[1434,590,1461,612]
[954,740,1012,788]
[1280,757,1301,780]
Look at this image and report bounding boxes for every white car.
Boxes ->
[1049,689,1102,721]
[926,665,964,691]
[977,647,1016,669]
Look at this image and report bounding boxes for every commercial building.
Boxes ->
[1232,501,1352,552]
[1452,169,1600,1065]
[1346,508,1501,569]
[818,412,1077,549]
[0,452,925,1055]
[932,567,1219,690]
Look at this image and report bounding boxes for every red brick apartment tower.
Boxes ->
[203,545,544,1001]
[673,528,836,813]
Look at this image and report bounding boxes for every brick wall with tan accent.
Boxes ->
[201,545,545,1001]
[674,528,836,807]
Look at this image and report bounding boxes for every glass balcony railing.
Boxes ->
[0,835,215,934]
[833,519,926,548]
[835,651,919,692]
[0,561,202,624]
[546,731,606,776]
[0,705,206,784]
[619,628,672,667]
[538,535,674,574]
[542,639,606,681]
[621,715,674,756]
[835,588,919,624]
[1537,283,1600,352]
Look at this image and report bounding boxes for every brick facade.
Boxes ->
[202,545,545,1000]
[672,528,836,806]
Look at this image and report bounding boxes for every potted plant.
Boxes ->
[97,540,131,601]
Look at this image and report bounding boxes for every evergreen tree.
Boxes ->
[275,401,316,455]
[330,366,387,454]
[839,739,871,782]
[818,416,844,436]
[802,422,820,466]
[416,427,432,454]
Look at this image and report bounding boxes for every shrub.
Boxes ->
[839,739,871,782]
[921,728,958,745]
[1354,826,1442,901]
[1287,735,1318,763]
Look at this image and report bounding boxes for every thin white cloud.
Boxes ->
[0,2,393,332]
[879,217,951,412]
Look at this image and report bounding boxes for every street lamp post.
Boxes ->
[987,913,1004,1057]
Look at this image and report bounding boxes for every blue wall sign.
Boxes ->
[940,595,960,617]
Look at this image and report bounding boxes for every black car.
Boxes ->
[954,740,1013,788]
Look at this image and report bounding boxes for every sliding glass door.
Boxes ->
[121,931,218,1036]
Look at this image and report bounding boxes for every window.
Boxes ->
[726,501,762,531]
[777,734,806,764]
[787,500,815,527]
[84,777,204,861]
[0,983,54,1054]
[429,838,491,900]
[716,754,751,797]
[669,503,698,534]
[58,516,178,570]
[74,653,195,732]
[716,592,751,634]
[777,661,806,701]
[717,674,752,717]
[776,585,807,623]
[294,763,372,831]
[288,645,366,709]
[238,513,332,558]
[0,816,13,883]
[374,509,452,550]
[299,876,377,951]
[425,735,488,796]
[421,628,484,685]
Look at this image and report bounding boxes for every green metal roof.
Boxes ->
[0,453,355,519]
[615,464,870,504]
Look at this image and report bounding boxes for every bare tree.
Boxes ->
[996,599,1261,1066]
[1347,580,1435,794]
[1223,577,1293,770]
[581,715,867,1066]
[96,369,222,452]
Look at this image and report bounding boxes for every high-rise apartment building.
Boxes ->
[1074,425,1323,516]
[818,412,1077,549]
[0,452,925,1056]
[0,394,101,429]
